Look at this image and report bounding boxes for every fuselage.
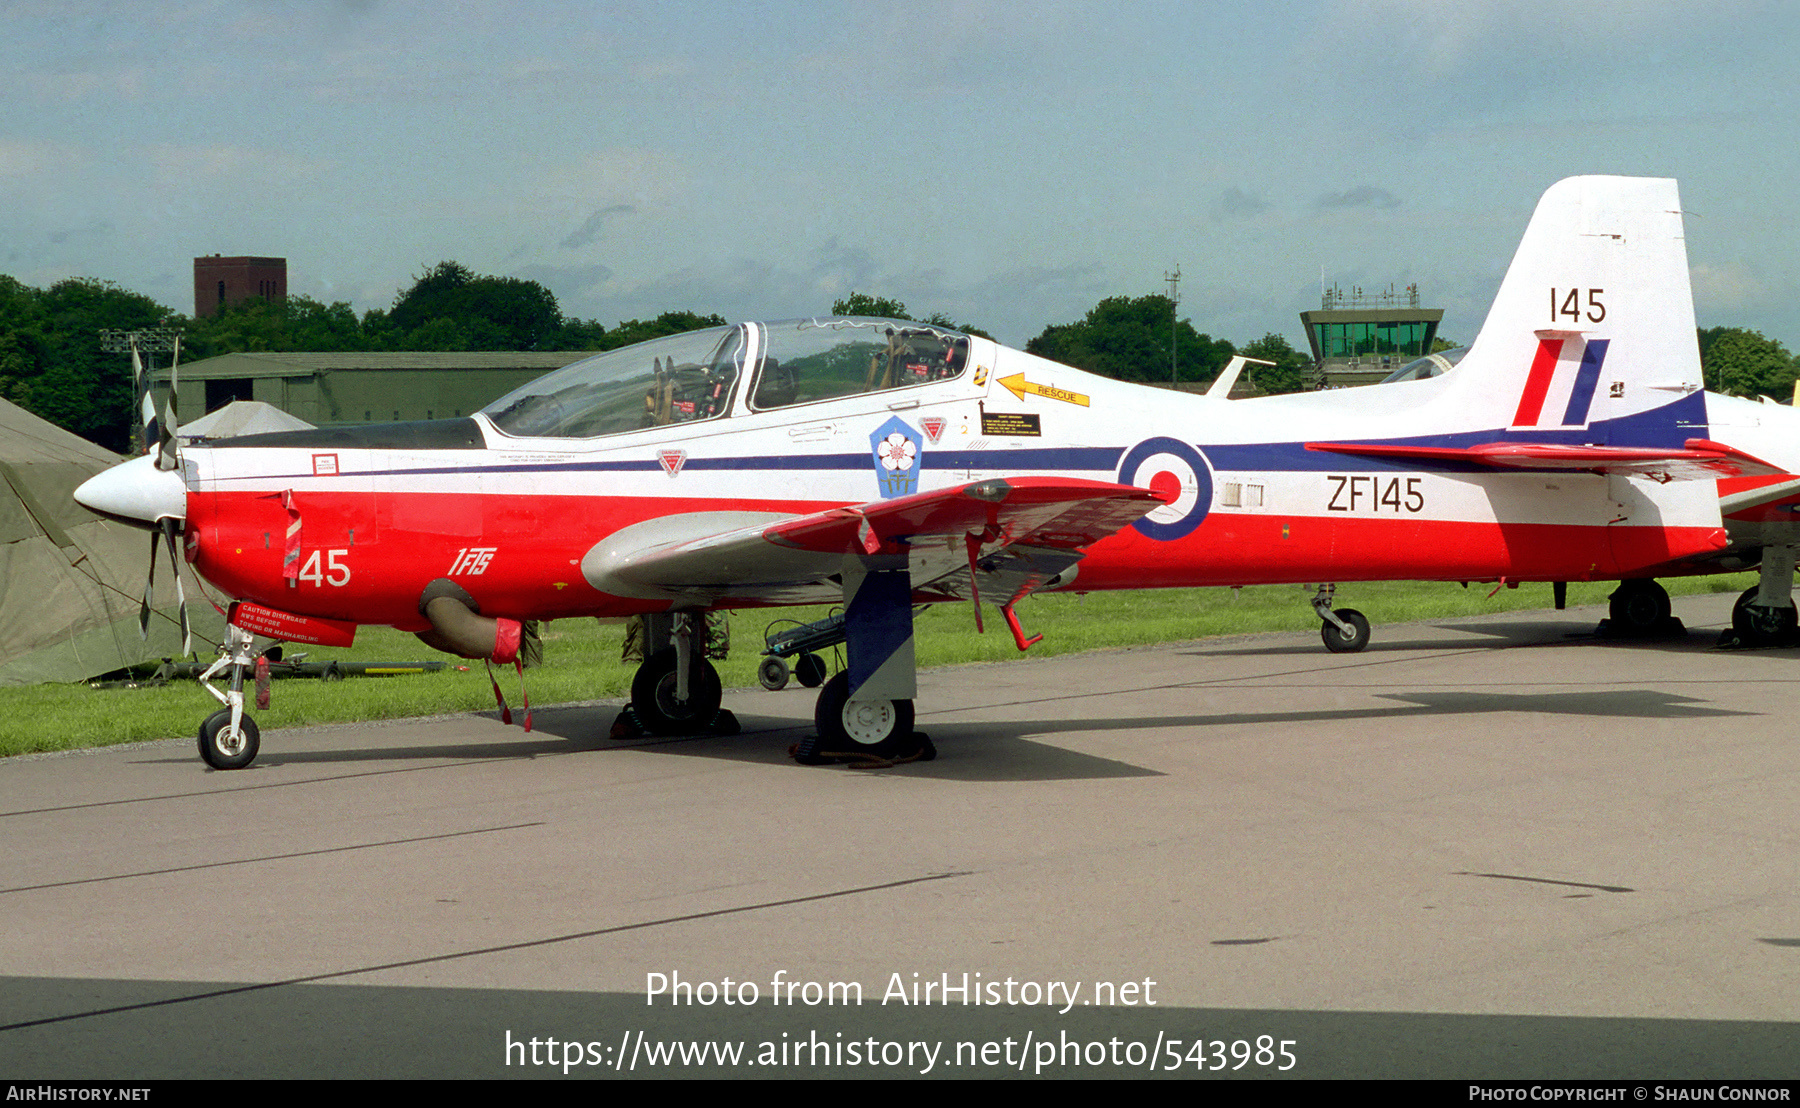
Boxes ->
[174,317,1742,633]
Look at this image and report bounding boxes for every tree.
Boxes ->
[832,292,912,319]
[389,261,565,350]
[604,310,729,350]
[1238,333,1308,395]
[830,291,992,340]
[1026,294,1232,385]
[20,278,174,452]
[0,275,49,405]
[1699,327,1798,400]
[179,295,368,360]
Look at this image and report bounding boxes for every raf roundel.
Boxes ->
[1117,436,1213,541]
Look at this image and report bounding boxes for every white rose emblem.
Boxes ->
[878,432,916,472]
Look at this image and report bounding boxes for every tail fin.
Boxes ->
[1445,176,1700,446]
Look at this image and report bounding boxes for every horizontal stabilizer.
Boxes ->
[1304,438,1786,481]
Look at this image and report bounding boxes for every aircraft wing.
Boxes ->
[581,476,1164,607]
[1305,437,1786,481]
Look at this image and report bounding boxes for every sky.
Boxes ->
[3,0,1798,351]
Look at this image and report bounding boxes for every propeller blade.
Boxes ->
[159,516,191,656]
[156,335,181,471]
[132,340,158,457]
[138,527,157,641]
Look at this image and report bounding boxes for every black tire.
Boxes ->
[795,652,827,688]
[198,710,260,770]
[1732,586,1797,642]
[630,648,722,735]
[1321,608,1370,653]
[808,671,915,759]
[757,655,790,691]
[1609,579,1671,634]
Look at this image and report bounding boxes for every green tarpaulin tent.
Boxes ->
[0,398,221,685]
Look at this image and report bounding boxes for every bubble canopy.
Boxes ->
[482,318,971,439]
[482,325,741,439]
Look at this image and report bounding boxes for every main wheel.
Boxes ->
[198,710,260,770]
[795,652,827,688]
[1609,579,1671,634]
[808,671,915,760]
[1320,608,1370,653]
[1732,586,1797,643]
[630,648,723,735]
[758,655,790,691]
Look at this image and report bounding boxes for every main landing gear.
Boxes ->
[618,612,736,737]
[1311,584,1370,654]
[620,566,935,767]
[1720,544,1799,648]
[780,565,932,765]
[798,670,929,765]
[1601,578,1679,637]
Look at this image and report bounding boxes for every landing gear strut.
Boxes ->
[792,556,932,766]
[195,622,262,769]
[621,612,735,736]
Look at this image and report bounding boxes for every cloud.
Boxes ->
[559,205,636,250]
[1214,187,1270,220]
[46,219,115,246]
[512,262,616,310]
[1316,186,1401,211]
[0,138,88,179]
[1692,260,1769,316]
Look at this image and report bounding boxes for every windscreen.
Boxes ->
[482,326,744,438]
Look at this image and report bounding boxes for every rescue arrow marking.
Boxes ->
[996,372,1089,407]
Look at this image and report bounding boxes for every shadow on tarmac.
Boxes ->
[3,975,1796,1079]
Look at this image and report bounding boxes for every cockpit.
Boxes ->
[1380,346,1468,384]
[481,317,971,439]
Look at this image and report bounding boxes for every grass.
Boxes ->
[0,573,1756,759]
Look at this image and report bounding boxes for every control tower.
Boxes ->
[1300,284,1442,388]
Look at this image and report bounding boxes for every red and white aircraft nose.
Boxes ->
[75,454,187,527]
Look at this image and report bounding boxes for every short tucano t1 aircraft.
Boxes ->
[75,175,1800,770]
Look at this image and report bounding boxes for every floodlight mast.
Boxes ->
[100,327,183,456]
[1164,264,1181,385]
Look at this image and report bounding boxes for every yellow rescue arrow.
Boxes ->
[996,372,1089,407]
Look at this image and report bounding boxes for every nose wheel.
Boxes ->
[198,710,260,770]
[193,621,264,769]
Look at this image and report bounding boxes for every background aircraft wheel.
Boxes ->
[1732,586,1797,643]
[197,710,260,770]
[1609,579,1671,634]
[631,648,722,735]
[795,652,827,688]
[1320,608,1370,653]
[813,672,915,758]
[758,655,790,691]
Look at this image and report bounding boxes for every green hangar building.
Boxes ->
[168,351,597,426]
